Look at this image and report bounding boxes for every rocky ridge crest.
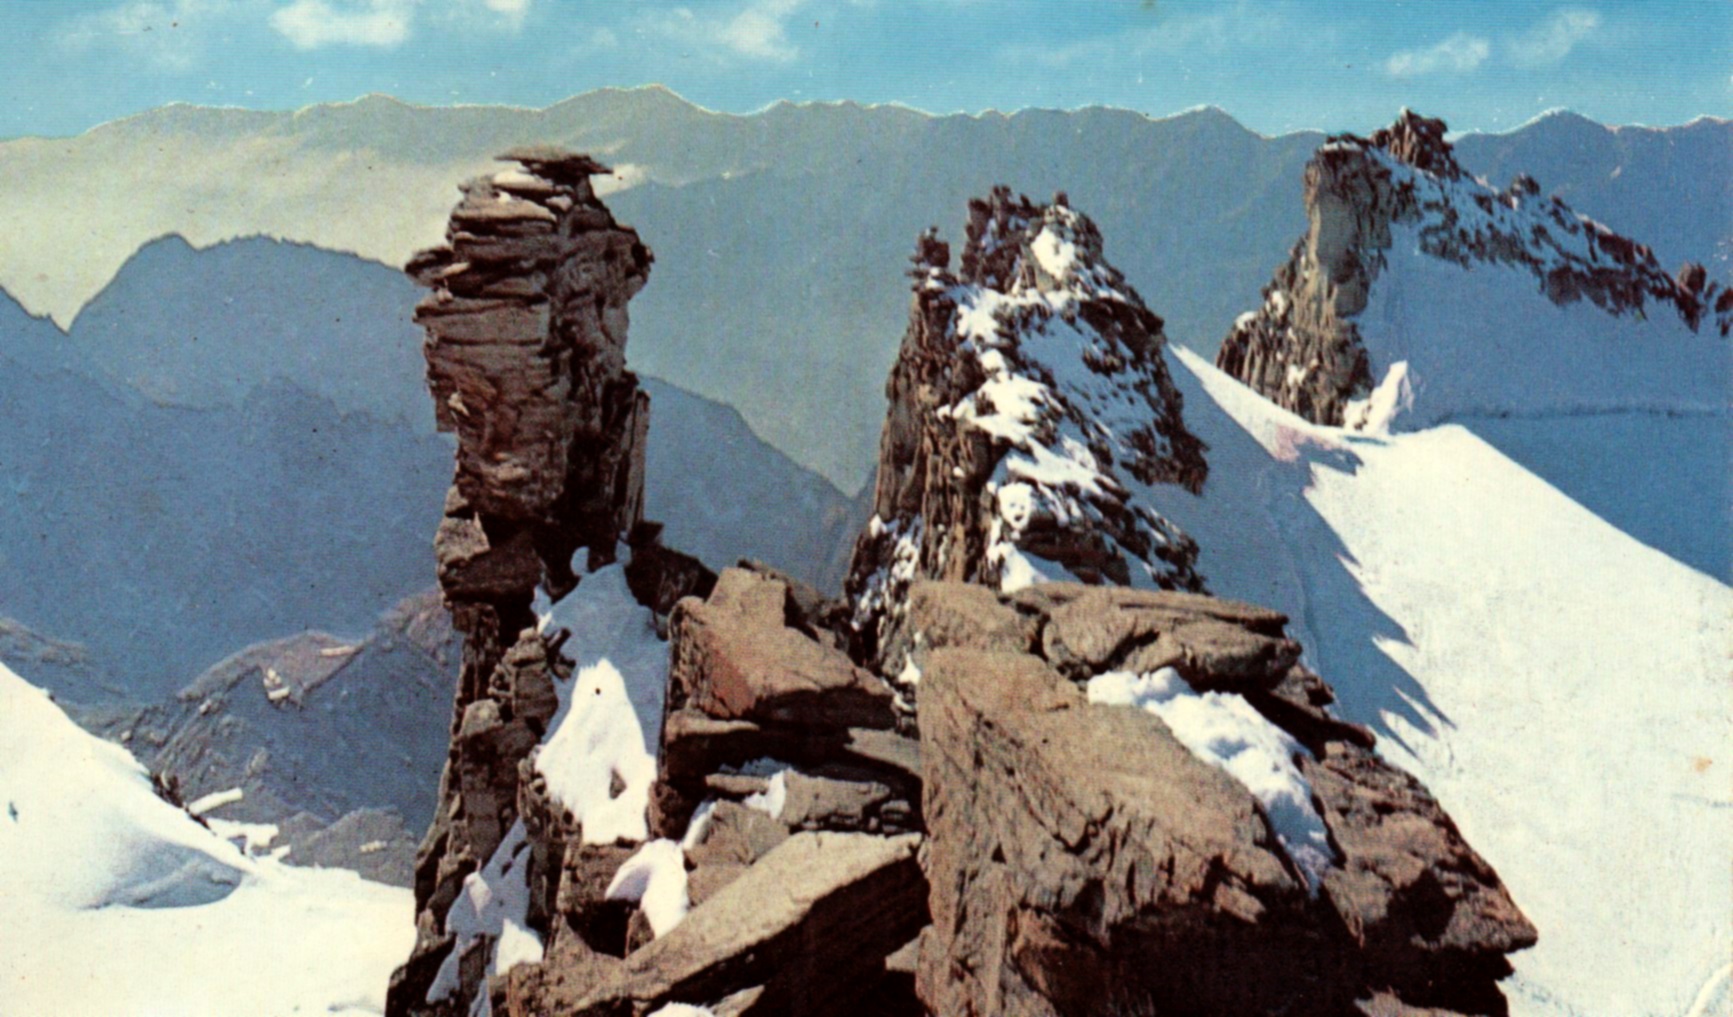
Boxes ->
[388,157,1535,1017]
[1217,110,1732,425]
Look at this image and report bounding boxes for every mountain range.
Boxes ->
[1,89,1724,488]
[0,234,864,707]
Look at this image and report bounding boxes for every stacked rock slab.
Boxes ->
[498,563,929,1015]
[846,189,1209,668]
[1216,109,1733,425]
[901,580,1536,1016]
[389,149,654,1016]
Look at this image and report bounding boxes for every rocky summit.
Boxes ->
[847,188,1209,670]
[380,151,1536,1017]
[1217,109,1733,427]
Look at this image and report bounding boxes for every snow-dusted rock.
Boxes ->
[908,581,1534,1016]
[504,832,925,1016]
[847,190,1208,669]
[391,149,667,1017]
[1218,109,1732,428]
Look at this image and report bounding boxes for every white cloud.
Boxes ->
[56,0,241,72]
[1507,7,1601,67]
[648,0,809,62]
[1384,32,1491,78]
[479,0,529,29]
[269,0,416,49]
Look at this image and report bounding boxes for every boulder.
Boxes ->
[905,582,1534,1015]
[522,832,927,1016]
[1306,741,1537,1010]
[917,646,1335,1016]
[668,568,896,730]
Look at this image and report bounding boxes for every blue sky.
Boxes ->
[2,0,1727,139]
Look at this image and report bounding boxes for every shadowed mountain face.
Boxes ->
[69,235,433,429]
[0,349,451,702]
[640,378,865,593]
[8,92,1719,488]
[0,239,863,703]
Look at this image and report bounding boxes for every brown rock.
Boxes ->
[668,569,895,730]
[1306,741,1537,1009]
[392,147,661,1017]
[778,772,897,832]
[632,832,925,1012]
[917,646,1337,1016]
[683,801,789,869]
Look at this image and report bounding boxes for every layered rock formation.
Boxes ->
[391,149,660,1015]
[391,151,916,1017]
[902,582,1534,1016]
[848,189,1208,667]
[1217,110,1733,427]
[501,563,927,1016]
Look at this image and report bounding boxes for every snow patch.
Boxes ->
[606,838,690,938]
[1030,227,1080,280]
[532,562,669,846]
[428,820,542,1006]
[742,770,789,820]
[1087,668,1332,889]
[535,660,657,846]
[1342,361,1413,435]
[187,786,245,816]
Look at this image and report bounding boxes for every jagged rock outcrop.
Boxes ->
[846,189,1208,668]
[395,152,921,1017]
[839,195,1533,1015]
[904,580,1535,1016]
[496,562,927,1017]
[1218,110,1732,426]
[390,149,659,1016]
[387,172,1533,1017]
[507,832,925,1016]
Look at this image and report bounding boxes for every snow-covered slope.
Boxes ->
[0,660,412,1016]
[1216,110,1732,581]
[1142,348,1730,1017]
[1345,170,1727,425]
